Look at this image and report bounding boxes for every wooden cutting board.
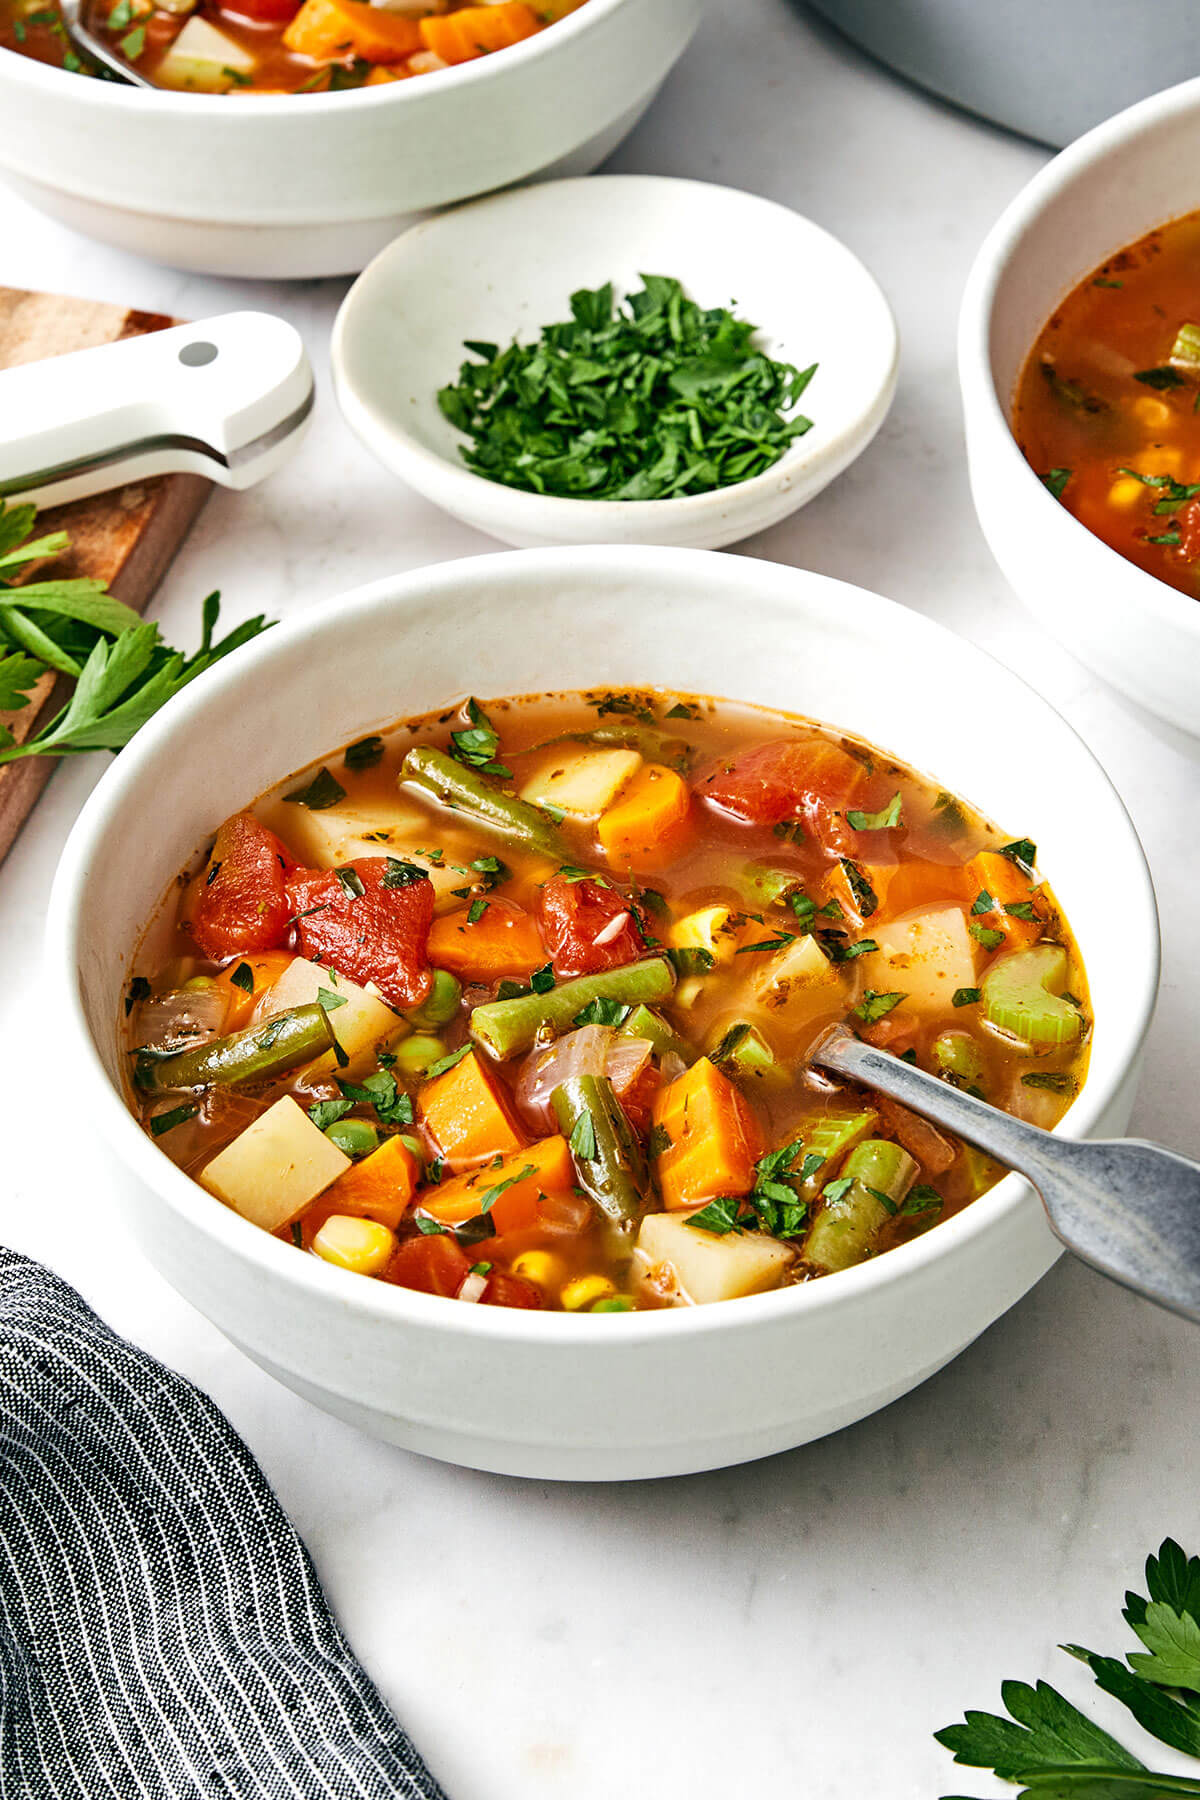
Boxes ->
[0,286,211,862]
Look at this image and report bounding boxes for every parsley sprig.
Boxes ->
[438,275,817,502]
[936,1538,1200,1797]
[0,500,271,763]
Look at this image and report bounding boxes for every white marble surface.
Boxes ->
[3,3,1200,1795]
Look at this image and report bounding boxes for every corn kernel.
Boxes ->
[1133,396,1173,431]
[312,1214,396,1276]
[1107,476,1147,512]
[511,1250,565,1289]
[561,1274,616,1312]
[668,905,742,964]
[674,978,705,1010]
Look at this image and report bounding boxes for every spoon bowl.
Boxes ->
[57,0,153,85]
[332,175,899,549]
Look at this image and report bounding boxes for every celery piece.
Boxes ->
[931,1030,985,1091]
[804,1138,917,1273]
[708,1020,786,1087]
[619,1003,698,1067]
[799,1108,878,1192]
[981,945,1082,1049]
[1170,322,1200,373]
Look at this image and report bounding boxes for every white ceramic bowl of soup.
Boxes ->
[47,546,1158,1480]
[332,176,899,549]
[959,76,1200,739]
[0,0,703,278]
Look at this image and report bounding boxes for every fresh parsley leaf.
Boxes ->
[900,1185,942,1219]
[476,1163,536,1215]
[822,1176,854,1206]
[229,962,254,995]
[337,1070,414,1126]
[449,698,510,777]
[343,734,384,771]
[1021,1071,1076,1093]
[1005,900,1038,921]
[308,1099,353,1131]
[382,858,427,889]
[530,964,556,994]
[466,898,489,925]
[1134,366,1186,390]
[471,855,508,889]
[286,766,345,811]
[971,888,997,916]
[1000,840,1037,872]
[414,1216,447,1236]
[573,998,630,1028]
[333,865,365,899]
[846,793,903,831]
[953,987,982,1007]
[424,1045,472,1081]
[686,1197,747,1236]
[569,1112,597,1160]
[317,985,348,1012]
[969,922,1005,950]
[734,931,796,954]
[666,947,715,977]
[1041,467,1073,500]
[838,859,878,918]
[854,990,905,1024]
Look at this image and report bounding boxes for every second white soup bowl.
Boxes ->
[48,547,1158,1480]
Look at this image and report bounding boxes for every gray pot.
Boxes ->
[807,0,1200,146]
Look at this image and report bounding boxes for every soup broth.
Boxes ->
[127,689,1091,1312]
[1015,209,1200,600]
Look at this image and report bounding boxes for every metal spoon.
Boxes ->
[812,1024,1200,1323]
[58,0,156,86]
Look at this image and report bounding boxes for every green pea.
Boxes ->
[390,1034,446,1077]
[407,968,463,1030]
[324,1118,381,1159]
[590,1295,635,1313]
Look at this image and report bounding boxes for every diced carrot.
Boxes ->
[304,1134,421,1237]
[651,1057,763,1211]
[212,950,295,1033]
[417,1047,527,1173]
[283,0,420,63]
[418,1135,574,1236]
[597,764,691,869]
[418,2,538,63]
[880,860,968,918]
[965,850,1047,950]
[426,898,545,982]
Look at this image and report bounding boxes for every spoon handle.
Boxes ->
[813,1025,1200,1323]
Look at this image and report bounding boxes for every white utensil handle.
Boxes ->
[0,311,314,507]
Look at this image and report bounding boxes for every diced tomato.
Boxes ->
[1180,498,1200,562]
[694,736,871,856]
[220,0,301,18]
[285,858,433,1009]
[482,1271,544,1310]
[188,812,292,960]
[539,874,646,978]
[613,1059,661,1136]
[385,1233,469,1297]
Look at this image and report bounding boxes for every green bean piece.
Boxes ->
[552,1074,649,1237]
[981,944,1082,1048]
[135,1003,335,1094]
[803,1138,917,1273]
[471,957,676,1060]
[931,1030,986,1091]
[406,968,462,1030]
[618,1003,698,1067]
[400,745,568,861]
[325,1118,382,1159]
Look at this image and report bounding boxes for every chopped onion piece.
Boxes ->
[133,985,226,1053]
[515,1024,610,1129]
[592,910,630,947]
[457,1270,489,1304]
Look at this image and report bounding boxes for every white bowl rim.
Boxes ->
[958,71,1200,652]
[331,174,900,526]
[47,544,1160,1346]
[0,0,623,113]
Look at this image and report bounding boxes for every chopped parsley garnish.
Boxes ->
[449,697,510,777]
[466,899,489,925]
[666,947,715,978]
[333,865,365,900]
[343,734,384,771]
[414,1217,447,1236]
[1041,467,1072,500]
[470,855,508,889]
[229,962,254,995]
[569,1112,598,1161]
[336,1070,414,1126]
[999,837,1037,870]
[846,793,903,831]
[317,985,347,1012]
[308,1098,353,1131]
[838,859,878,918]
[854,990,905,1024]
[150,1103,197,1138]
[969,922,1005,950]
[1004,899,1038,920]
[971,888,996,916]
[822,1175,854,1207]
[118,23,144,57]
[286,766,345,811]
[687,1196,747,1236]
[734,931,796,954]
[437,275,818,502]
[900,1185,943,1219]
[952,987,982,1007]
[424,1045,472,1081]
[573,997,631,1028]
[382,857,427,889]
[665,701,698,720]
[1134,365,1186,389]
[687,1140,811,1240]
[1021,1070,1076,1093]
[530,964,556,995]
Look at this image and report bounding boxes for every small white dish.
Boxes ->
[959,76,1200,738]
[332,175,899,549]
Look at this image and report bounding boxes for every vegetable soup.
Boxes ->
[127,690,1090,1313]
[1015,209,1200,599]
[0,0,582,94]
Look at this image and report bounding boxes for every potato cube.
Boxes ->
[201,1097,351,1232]
[518,747,641,820]
[256,957,402,1076]
[637,1212,795,1304]
[259,795,467,909]
[751,932,845,1033]
[861,907,977,1014]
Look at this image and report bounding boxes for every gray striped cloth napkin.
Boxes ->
[0,1247,447,1800]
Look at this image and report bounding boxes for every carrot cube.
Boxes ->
[651,1057,763,1210]
[597,764,691,869]
[965,850,1047,949]
[418,1135,575,1237]
[416,1047,527,1172]
[418,2,538,63]
[426,899,545,982]
[283,0,420,63]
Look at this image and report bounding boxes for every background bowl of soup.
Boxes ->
[958,76,1200,738]
[47,545,1158,1480]
[0,0,703,278]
